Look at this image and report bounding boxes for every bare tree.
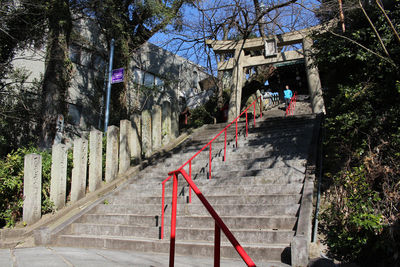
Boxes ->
[154,0,318,109]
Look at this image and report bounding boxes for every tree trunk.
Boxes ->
[39,0,72,149]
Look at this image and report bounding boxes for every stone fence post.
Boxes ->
[23,154,42,225]
[119,120,131,174]
[50,144,67,210]
[105,125,119,182]
[89,129,103,192]
[71,138,88,202]
[141,110,152,157]
[129,114,141,162]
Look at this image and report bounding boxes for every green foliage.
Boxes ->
[0,147,54,228]
[321,167,383,260]
[315,2,400,265]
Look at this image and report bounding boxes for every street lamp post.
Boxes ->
[104,38,115,133]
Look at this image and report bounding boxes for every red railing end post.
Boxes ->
[169,172,179,267]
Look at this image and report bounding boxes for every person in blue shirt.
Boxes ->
[283,85,293,110]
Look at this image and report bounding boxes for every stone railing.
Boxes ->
[23,102,179,225]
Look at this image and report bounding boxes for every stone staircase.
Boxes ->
[50,114,317,266]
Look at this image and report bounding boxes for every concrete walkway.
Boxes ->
[0,246,291,267]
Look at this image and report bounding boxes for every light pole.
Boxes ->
[104,38,115,132]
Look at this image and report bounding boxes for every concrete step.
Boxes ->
[156,144,309,171]
[145,164,305,180]
[189,125,307,144]
[152,160,306,178]
[77,214,297,230]
[156,127,311,163]
[121,183,303,197]
[177,133,310,154]
[55,234,290,262]
[91,203,300,217]
[69,223,295,244]
[106,194,301,206]
[127,172,305,190]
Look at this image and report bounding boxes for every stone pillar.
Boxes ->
[50,144,67,210]
[131,113,141,140]
[105,125,119,182]
[23,154,42,225]
[152,105,162,150]
[228,49,245,121]
[141,110,152,157]
[303,36,325,114]
[129,114,141,161]
[89,129,102,192]
[119,120,131,174]
[291,235,309,267]
[162,101,172,146]
[71,138,88,202]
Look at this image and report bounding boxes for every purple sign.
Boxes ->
[111,68,124,84]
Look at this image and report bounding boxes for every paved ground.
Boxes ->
[0,246,243,267]
[0,246,291,267]
[263,98,313,118]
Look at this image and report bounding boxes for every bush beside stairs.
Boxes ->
[47,114,319,266]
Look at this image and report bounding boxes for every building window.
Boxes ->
[192,71,198,89]
[155,76,164,90]
[144,73,155,87]
[133,67,164,89]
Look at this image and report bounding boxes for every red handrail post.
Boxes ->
[161,181,166,240]
[223,129,227,162]
[209,143,212,180]
[253,102,256,127]
[169,172,179,267]
[161,175,172,240]
[259,96,262,118]
[245,111,248,137]
[189,161,192,203]
[235,119,238,147]
[214,222,221,267]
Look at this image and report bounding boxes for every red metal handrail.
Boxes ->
[160,96,262,267]
[168,169,256,267]
[285,92,297,116]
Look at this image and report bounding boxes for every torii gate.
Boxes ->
[206,25,326,121]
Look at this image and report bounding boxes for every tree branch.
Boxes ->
[327,30,396,67]
[358,0,391,59]
[375,0,400,45]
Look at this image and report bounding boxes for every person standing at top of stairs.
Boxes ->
[284,85,293,110]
